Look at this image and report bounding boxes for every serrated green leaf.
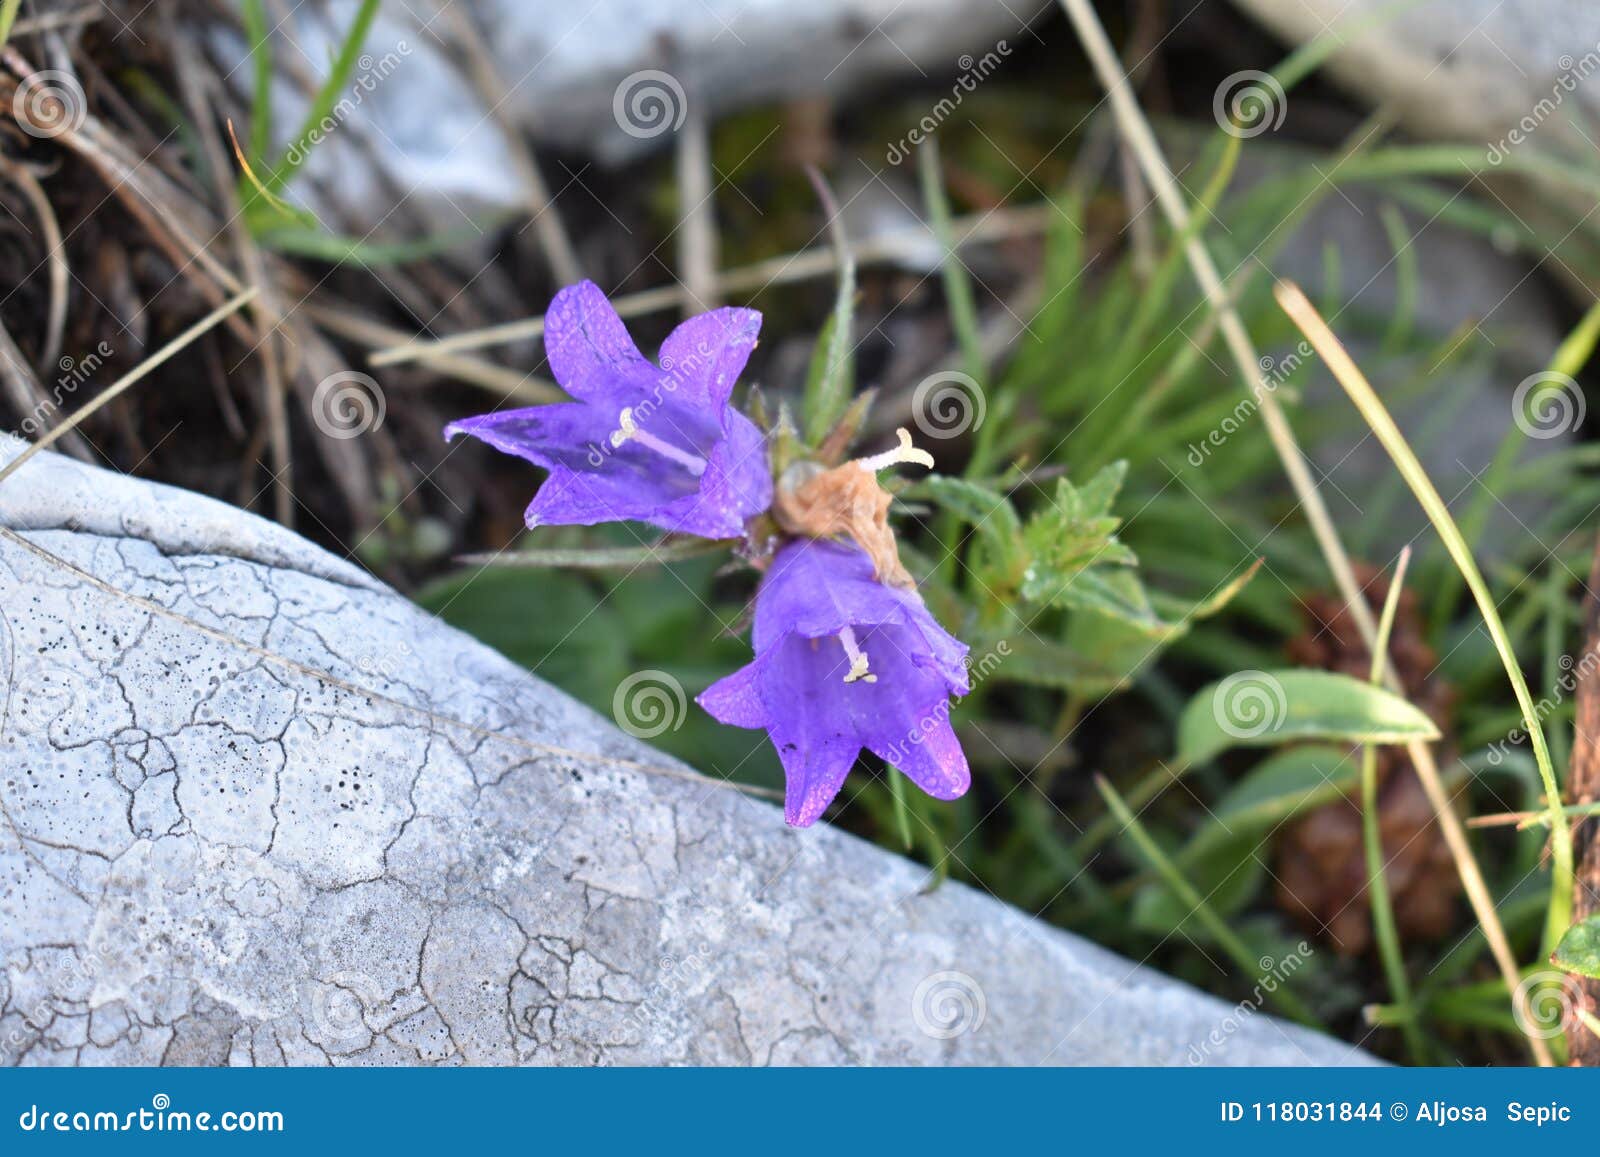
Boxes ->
[1032,566,1156,629]
[917,474,1026,585]
[975,632,1120,693]
[1177,669,1441,766]
[1552,916,1600,979]
[1019,461,1143,610]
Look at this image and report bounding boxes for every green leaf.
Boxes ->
[247,0,380,203]
[801,171,857,444]
[1181,744,1358,863]
[1042,567,1158,631]
[241,0,273,164]
[1177,669,1441,766]
[800,305,855,444]
[975,631,1120,694]
[1060,561,1264,689]
[1019,462,1140,606]
[255,220,506,265]
[1552,916,1600,979]
[917,474,1026,586]
[416,568,631,707]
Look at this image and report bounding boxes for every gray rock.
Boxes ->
[226,0,1048,226]
[0,439,1373,1066]
[1231,1,1597,164]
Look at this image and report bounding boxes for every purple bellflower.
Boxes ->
[699,536,971,827]
[445,281,772,539]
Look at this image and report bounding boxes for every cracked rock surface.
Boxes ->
[0,443,1372,1066]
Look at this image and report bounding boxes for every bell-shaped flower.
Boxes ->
[446,281,771,539]
[699,537,971,826]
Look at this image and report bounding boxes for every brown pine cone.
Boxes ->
[1274,565,1461,955]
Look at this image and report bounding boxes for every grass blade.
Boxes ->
[1276,279,1575,958]
[1362,546,1425,1062]
[1095,775,1320,1027]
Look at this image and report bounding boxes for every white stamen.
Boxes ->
[608,407,707,476]
[838,627,877,684]
[856,427,934,474]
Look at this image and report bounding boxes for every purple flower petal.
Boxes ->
[657,307,762,410]
[699,538,971,827]
[542,281,654,406]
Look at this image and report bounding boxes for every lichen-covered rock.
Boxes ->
[1233,0,1596,154]
[221,0,1044,224]
[0,440,1372,1066]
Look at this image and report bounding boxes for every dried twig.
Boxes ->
[0,316,93,461]
[676,106,719,314]
[369,204,1053,368]
[0,288,259,488]
[0,153,67,367]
